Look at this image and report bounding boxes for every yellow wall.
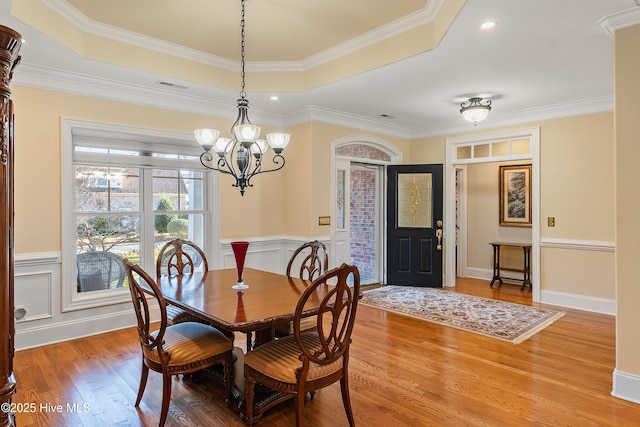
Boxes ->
[282,122,313,237]
[410,113,615,301]
[540,114,614,241]
[614,23,640,378]
[11,85,291,250]
[542,248,615,299]
[306,122,411,237]
[14,83,617,304]
[11,85,412,251]
[409,134,445,163]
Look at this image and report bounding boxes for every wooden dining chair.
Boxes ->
[123,259,234,427]
[156,238,209,278]
[156,239,210,326]
[243,263,360,427]
[274,240,329,338]
[286,240,328,281]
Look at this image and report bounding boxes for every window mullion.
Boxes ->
[141,168,155,273]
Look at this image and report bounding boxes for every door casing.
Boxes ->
[444,127,540,302]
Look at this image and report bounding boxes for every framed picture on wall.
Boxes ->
[499,164,532,227]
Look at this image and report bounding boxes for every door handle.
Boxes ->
[436,228,443,251]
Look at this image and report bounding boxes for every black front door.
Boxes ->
[386,164,443,287]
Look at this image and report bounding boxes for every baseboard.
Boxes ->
[464,267,492,280]
[540,289,615,315]
[612,369,640,404]
[14,308,154,351]
[465,267,524,282]
[464,267,615,315]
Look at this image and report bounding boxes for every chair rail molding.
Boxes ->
[540,237,615,252]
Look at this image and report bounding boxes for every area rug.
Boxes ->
[359,286,565,344]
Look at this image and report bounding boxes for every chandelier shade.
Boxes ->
[460,97,492,125]
[193,129,220,151]
[194,0,290,196]
[266,133,290,153]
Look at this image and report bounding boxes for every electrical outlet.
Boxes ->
[547,217,555,227]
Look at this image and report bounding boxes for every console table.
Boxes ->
[489,242,532,291]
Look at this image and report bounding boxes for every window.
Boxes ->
[62,120,218,311]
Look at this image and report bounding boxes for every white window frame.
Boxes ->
[61,119,219,312]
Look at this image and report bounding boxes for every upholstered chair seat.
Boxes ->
[144,322,232,368]
[244,332,343,384]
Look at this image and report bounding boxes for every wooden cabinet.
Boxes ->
[0,25,21,427]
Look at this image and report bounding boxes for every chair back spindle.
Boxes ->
[286,240,328,281]
[156,238,208,278]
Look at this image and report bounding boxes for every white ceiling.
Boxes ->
[2,0,638,138]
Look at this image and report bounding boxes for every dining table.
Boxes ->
[155,267,331,421]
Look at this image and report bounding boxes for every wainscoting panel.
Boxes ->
[14,251,138,351]
[14,271,53,323]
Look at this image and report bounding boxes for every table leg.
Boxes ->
[489,244,503,287]
[521,246,532,291]
[253,328,275,348]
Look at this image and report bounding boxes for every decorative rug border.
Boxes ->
[360,286,565,344]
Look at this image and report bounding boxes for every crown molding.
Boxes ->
[41,0,444,73]
[598,6,640,36]
[41,0,240,71]
[301,0,444,70]
[283,106,412,139]
[13,63,613,141]
[12,63,287,128]
[412,96,614,139]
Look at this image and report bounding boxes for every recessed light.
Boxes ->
[270,96,279,101]
[481,21,496,30]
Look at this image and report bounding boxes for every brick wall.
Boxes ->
[337,144,391,161]
[350,168,376,281]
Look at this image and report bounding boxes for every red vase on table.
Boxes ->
[231,241,250,289]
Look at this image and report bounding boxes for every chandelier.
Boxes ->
[194,0,290,196]
[460,97,492,125]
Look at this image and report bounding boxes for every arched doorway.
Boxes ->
[330,135,402,284]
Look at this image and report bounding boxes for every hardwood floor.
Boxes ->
[12,278,640,426]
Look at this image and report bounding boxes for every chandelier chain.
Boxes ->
[194,0,290,196]
[239,0,246,99]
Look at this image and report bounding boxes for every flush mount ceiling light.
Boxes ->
[194,0,290,196]
[460,97,492,125]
